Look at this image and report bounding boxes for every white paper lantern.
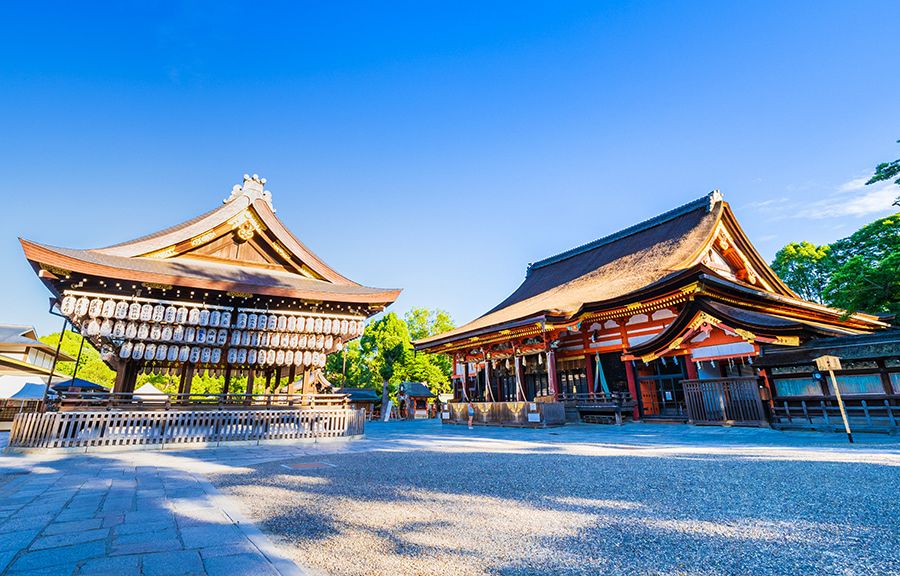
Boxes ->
[265,350,276,365]
[247,349,257,365]
[270,333,281,348]
[172,325,184,342]
[125,322,138,339]
[220,311,232,328]
[188,308,200,325]
[140,304,153,322]
[86,319,100,336]
[287,316,297,332]
[237,348,248,364]
[151,305,164,323]
[199,309,210,326]
[101,300,116,318]
[293,351,303,366]
[227,349,237,364]
[249,332,259,347]
[211,348,222,364]
[150,324,162,340]
[167,345,179,362]
[196,327,206,343]
[325,335,333,350]
[60,295,77,315]
[231,330,242,347]
[156,344,167,361]
[323,318,332,334]
[275,350,285,365]
[175,307,189,323]
[200,348,211,363]
[113,321,126,339]
[86,299,103,317]
[316,334,325,349]
[189,347,201,363]
[178,346,190,363]
[267,316,278,331]
[185,327,196,343]
[314,318,323,333]
[100,319,113,337]
[257,350,267,366]
[114,301,129,319]
[216,331,227,346]
[132,342,145,360]
[236,312,247,329]
[205,328,216,345]
[247,313,258,330]
[298,334,308,349]
[119,341,133,359]
[76,297,90,317]
[304,317,315,332]
[285,350,294,365]
[240,331,251,347]
[137,323,149,340]
[257,314,268,331]
[161,326,173,341]
[331,320,341,335]
[208,310,220,327]
[289,333,299,348]
[303,351,312,366]
[144,343,156,361]
[164,306,177,323]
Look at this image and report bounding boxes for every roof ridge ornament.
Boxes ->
[225,173,276,212]
[709,189,724,210]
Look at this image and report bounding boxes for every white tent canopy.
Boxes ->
[134,382,166,400]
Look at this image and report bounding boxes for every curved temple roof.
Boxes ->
[416,191,884,350]
[21,174,400,307]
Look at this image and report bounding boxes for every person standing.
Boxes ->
[467,400,475,429]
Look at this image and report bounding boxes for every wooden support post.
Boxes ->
[182,364,195,396]
[274,367,282,394]
[265,370,272,394]
[223,364,232,395]
[483,360,494,402]
[584,353,594,400]
[514,356,525,402]
[287,364,296,394]
[685,356,699,380]
[247,369,255,395]
[625,359,641,421]
[114,359,129,394]
[546,349,559,400]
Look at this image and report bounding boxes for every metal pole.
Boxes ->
[42,317,68,408]
[71,333,86,381]
[828,369,853,443]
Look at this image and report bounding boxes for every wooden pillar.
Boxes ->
[684,356,699,380]
[223,364,232,395]
[247,369,255,395]
[546,349,559,399]
[483,360,493,402]
[514,356,525,401]
[461,361,469,401]
[180,364,195,396]
[584,353,595,399]
[265,370,272,394]
[274,367,282,394]
[287,364,297,394]
[114,360,129,393]
[624,359,640,420]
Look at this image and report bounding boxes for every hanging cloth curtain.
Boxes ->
[594,353,611,396]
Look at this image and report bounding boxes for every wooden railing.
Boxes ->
[557,392,637,425]
[682,377,767,427]
[444,401,566,427]
[7,408,365,451]
[771,396,899,433]
[53,392,350,412]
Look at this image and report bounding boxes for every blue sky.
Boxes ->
[1,1,899,337]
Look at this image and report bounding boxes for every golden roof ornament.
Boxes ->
[225,173,276,212]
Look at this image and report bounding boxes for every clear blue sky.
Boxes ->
[2,1,899,337]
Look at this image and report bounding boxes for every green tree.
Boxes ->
[39,331,115,387]
[360,313,412,406]
[823,214,900,318]
[867,138,900,206]
[771,241,831,303]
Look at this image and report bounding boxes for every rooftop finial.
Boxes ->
[709,189,724,209]
[224,173,275,211]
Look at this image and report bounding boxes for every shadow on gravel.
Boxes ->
[211,445,900,576]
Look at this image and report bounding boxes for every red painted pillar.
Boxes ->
[547,349,559,399]
[584,353,595,399]
[684,355,698,380]
[625,360,640,420]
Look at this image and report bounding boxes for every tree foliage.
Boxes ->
[39,331,115,386]
[771,213,900,320]
[867,138,900,206]
[324,307,455,399]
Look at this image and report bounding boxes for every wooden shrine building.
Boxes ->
[414,191,890,427]
[20,174,400,397]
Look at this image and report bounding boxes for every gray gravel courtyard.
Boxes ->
[210,421,900,576]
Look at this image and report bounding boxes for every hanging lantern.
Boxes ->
[227,348,238,364]
[100,319,113,338]
[75,297,90,317]
[206,329,217,345]
[144,343,156,361]
[340,319,349,335]
[172,325,184,342]
[220,311,232,328]
[166,345,178,362]
[155,344,167,361]
[237,348,247,364]
[325,335,333,350]
[294,350,304,366]
[86,319,101,336]
[289,333,299,348]
[132,342,145,360]
[164,305,177,323]
[216,330,227,346]
[247,349,257,365]
[305,317,315,332]
[247,313,258,330]
[150,324,162,341]
[198,309,210,327]
[275,315,285,331]
[322,318,332,334]
[114,301,129,319]
[258,350,269,366]
[189,347,201,363]
[286,316,297,332]
[140,304,153,322]
[236,312,248,329]
[178,346,191,363]
[210,348,222,364]
[200,347,212,364]
[161,325,173,341]
[196,328,207,344]
[88,299,103,318]
[303,350,312,366]
[275,350,285,365]
[298,334,307,349]
[119,341,133,359]
[285,350,294,365]
[152,305,165,323]
[60,295,77,315]
[125,322,138,339]
[316,334,324,349]
[271,333,281,348]
[184,326,196,343]
[101,300,116,318]
[113,321,126,339]
[188,308,200,325]
[240,331,251,347]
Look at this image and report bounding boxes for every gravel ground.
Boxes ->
[210,422,900,576]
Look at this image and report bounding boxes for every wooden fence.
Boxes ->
[444,401,566,427]
[771,396,899,433]
[682,377,767,427]
[7,408,365,451]
[54,392,350,412]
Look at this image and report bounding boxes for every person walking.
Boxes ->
[467,400,475,429]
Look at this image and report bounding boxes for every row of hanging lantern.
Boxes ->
[118,341,328,368]
[60,294,365,336]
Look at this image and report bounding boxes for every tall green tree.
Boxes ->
[867,138,900,207]
[771,213,900,320]
[771,241,830,303]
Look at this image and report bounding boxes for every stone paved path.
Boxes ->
[0,422,897,575]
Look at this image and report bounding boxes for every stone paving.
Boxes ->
[0,421,897,575]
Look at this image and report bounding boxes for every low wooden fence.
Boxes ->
[771,396,899,433]
[444,401,566,427]
[7,408,365,451]
[682,377,767,427]
[54,392,350,412]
